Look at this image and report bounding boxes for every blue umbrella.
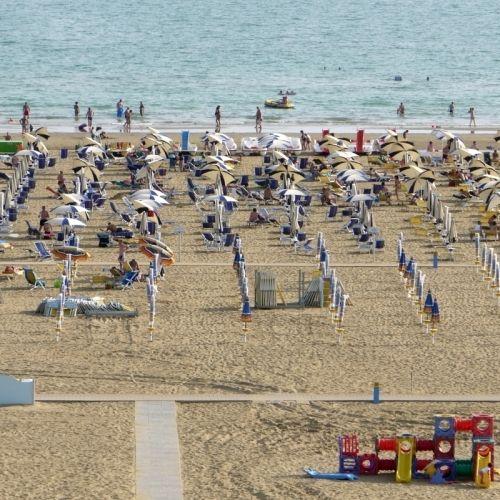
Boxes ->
[398,250,406,271]
[431,299,440,323]
[241,298,252,323]
[423,290,433,314]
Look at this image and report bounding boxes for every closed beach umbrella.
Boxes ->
[431,299,440,323]
[423,290,433,314]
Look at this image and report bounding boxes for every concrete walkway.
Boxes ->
[37,392,500,403]
[135,401,183,500]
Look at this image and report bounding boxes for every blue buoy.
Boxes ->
[394,75,402,81]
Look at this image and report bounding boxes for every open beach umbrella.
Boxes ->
[486,193,500,211]
[406,178,433,196]
[389,150,420,162]
[84,137,104,147]
[22,132,38,142]
[328,150,359,160]
[204,194,238,204]
[331,158,364,170]
[258,133,296,150]
[432,129,456,141]
[61,193,85,205]
[205,155,239,165]
[47,217,86,228]
[381,141,415,153]
[72,164,101,181]
[130,189,166,200]
[51,204,90,219]
[132,194,169,206]
[272,150,293,164]
[457,147,481,158]
[348,193,377,202]
[132,199,164,211]
[279,186,305,198]
[147,127,174,146]
[34,141,49,155]
[35,127,50,140]
[15,149,42,158]
[199,167,236,184]
[145,154,165,164]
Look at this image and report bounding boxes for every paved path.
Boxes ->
[37,392,500,403]
[135,401,183,500]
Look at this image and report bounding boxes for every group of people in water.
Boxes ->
[397,101,478,128]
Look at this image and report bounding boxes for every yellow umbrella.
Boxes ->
[390,150,421,162]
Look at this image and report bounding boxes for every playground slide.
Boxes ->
[474,451,491,488]
[395,443,413,483]
[304,468,358,481]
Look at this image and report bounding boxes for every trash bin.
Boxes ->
[60,148,68,159]
[8,207,17,222]
[38,157,46,169]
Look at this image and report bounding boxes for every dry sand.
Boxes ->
[0,402,134,499]
[177,401,500,499]
[0,132,499,498]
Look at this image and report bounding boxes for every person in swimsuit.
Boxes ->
[214,105,221,132]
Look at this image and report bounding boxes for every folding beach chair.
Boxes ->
[116,270,139,290]
[24,268,46,290]
[325,205,338,221]
[220,233,235,251]
[34,241,52,260]
[201,232,218,250]
[294,237,314,254]
[26,221,41,238]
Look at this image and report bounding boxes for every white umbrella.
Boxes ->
[132,199,163,211]
[203,194,238,203]
[47,217,86,228]
[349,193,377,202]
[431,129,456,141]
[61,193,85,204]
[279,187,305,198]
[132,194,169,206]
[145,154,165,164]
[51,205,90,218]
[130,189,166,199]
[15,150,42,158]
[328,150,359,160]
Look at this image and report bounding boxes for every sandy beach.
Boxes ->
[0,130,498,498]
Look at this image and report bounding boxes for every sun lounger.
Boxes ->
[26,221,41,238]
[115,270,139,290]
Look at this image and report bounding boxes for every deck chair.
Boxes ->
[34,241,52,260]
[325,204,338,221]
[24,268,46,290]
[294,237,314,254]
[220,233,235,251]
[116,270,139,290]
[26,221,41,238]
[201,232,219,250]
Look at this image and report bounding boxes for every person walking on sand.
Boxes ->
[74,101,79,120]
[397,102,405,116]
[448,101,455,115]
[255,106,262,133]
[468,107,476,129]
[139,101,145,117]
[214,105,221,132]
[86,107,93,128]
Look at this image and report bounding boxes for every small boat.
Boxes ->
[52,246,90,261]
[139,244,175,266]
[138,236,174,257]
[264,98,295,109]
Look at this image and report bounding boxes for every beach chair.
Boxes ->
[24,268,46,290]
[34,240,52,260]
[279,225,293,245]
[26,221,41,239]
[220,233,235,251]
[325,205,338,221]
[294,237,314,254]
[358,240,374,253]
[201,232,218,250]
[116,270,139,290]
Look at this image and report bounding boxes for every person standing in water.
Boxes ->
[86,107,93,128]
[74,101,79,120]
[139,101,145,117]
[22,102,30,119]
[448,101,455,115]
[116,99,124,120]
[214,105,221,132]
[255,106,262,134]
[397,102,405,116]
[468,107,476,129]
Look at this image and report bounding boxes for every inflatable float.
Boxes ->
[51,246,90,261]
[264,98,295,109]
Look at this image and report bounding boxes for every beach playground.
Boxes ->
[0,128,499,498]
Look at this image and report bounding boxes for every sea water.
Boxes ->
[0,0,499,133]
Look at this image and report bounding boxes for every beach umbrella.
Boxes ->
[389,150,421,162]
[47,216,86,228]
[35,127,50,140]
[204,194,238,204]
[348,193,377,202]
[15,149,42,158]
[133,194,169,206]
[132,199,164,211]
[51,205,90,219]
[431,299,440,323]
[147,127,175,145]
[267,163,302,175]
[241,298,252,323]
[199,168,236,184]
[129,189,166,199]
[398,164,428,178]
[61,193,85,205]
[423,290,433,314]
[478,187,500,201]
[406,178,433,196]
[381,141,415,153]
[138,211,148,235]
[258,133,296,150]
[84,137,104,147]
[145,154,164,164]
[457,147,481,158]
[432,129,456,141]
[279,187,305,198]
[331,158,364,170]
[22,133,38,142]
[34,141,49,155]
[272,150,292,164]
[205,155,239,165]
[328,150,359,160]
[398,250,406,271]
[486,193,500,211]
[72,164,101,181]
